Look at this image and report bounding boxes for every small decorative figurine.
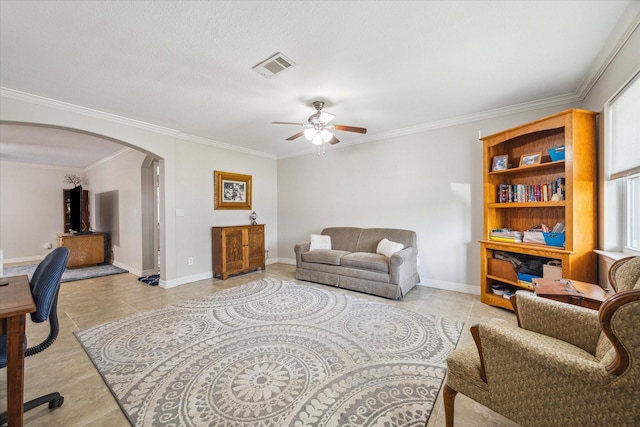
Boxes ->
[250,211,257,225]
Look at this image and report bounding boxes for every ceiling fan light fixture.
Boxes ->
[320,129,333,142]
[311,132,324,145]
[304,128,316,140]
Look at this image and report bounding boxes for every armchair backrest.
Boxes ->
[608,256,640,293]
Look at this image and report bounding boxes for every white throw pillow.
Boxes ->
[376,238,404,257]
[309,234,332,251]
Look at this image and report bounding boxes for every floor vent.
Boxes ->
[252,52,295,78]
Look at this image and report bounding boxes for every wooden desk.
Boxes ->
[533,278,609,310]
[0,275,36,427]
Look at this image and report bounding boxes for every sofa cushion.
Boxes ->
[341,252,390,273]
[309,234,332,251]
[355,228,417,253]
[376,238,404,257]
[301,249,350,266]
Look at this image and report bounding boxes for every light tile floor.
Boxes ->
[1,263,519,426]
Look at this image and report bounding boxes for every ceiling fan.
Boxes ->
[273,101,367,145]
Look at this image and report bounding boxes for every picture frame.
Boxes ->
[519,152,542,167]
[492,155,509,171]
[214,171,252,210]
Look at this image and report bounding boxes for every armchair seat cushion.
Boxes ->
[445,344,490,407]
[341,252,389,273]
[301,249,350,266]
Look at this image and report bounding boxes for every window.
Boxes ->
[626,174,640,254]
[606,68,640,255]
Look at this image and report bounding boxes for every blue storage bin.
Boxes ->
[543,232,565,247]
[548,146,565,162]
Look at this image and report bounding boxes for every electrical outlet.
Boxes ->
[44,243,53,250]
[188,257,194,265]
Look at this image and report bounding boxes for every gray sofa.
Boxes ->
[294,227,420,299]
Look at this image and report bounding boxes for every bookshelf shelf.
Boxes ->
[488,201,566,209]
[479,109,598,310]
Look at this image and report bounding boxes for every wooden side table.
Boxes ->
[533,278,609,310]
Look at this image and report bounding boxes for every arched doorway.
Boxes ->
[0,121,163,277]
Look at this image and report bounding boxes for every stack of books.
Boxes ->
[490,228,523,243]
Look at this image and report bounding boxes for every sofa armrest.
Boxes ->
[514,291,601,354]
[294,243,311,267]
[389,247,418,285]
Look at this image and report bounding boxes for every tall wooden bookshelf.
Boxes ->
[479,109,598,310]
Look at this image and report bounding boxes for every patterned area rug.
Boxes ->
[3,263,128,283]
[75,278,464,426]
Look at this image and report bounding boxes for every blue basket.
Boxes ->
[548,146,565,162]
[543,232,565,247]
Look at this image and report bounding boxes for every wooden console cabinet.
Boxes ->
[212,225,265,280]
[57,233,105,268]
[479,109,598,310]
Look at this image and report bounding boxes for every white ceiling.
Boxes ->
[0,1,638,168]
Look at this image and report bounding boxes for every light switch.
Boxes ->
[176,209,185,217]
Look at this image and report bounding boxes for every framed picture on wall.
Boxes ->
[519,152,542,167]
[492,155,509,171]
[214,171,252,210]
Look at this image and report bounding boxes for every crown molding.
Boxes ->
[0,87,179,136]
[85,147,134,171]
[176,133,276,160]
[0,87,276,160]
[0,159,84,172]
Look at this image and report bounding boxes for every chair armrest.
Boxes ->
[389,247,418,285]
[478,320,612,384]
[599,289,640,375]
[513,291,601,354]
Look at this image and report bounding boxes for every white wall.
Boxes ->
[276,108,562,292]
[173,138,278,283]
[86,148,148,274]
[0,162,84,262]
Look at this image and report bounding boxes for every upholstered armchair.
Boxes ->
[444,256,640,426]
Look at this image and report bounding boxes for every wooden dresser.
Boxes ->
[211,225,265,280]
[57,233,105,268]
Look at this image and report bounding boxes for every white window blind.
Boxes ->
[607,69,640,180]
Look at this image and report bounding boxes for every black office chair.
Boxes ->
[0,246,69,425]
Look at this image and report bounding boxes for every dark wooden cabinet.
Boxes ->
[212,225,265,279]
[63,189,89,233]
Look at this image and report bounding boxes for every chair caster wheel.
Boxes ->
[49,396,64,409]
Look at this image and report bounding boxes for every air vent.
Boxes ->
[252,52,295,78]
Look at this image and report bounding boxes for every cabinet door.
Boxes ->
[246,226,265,270]
[222,229,245,272]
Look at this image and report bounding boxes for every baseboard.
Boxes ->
[421,277,480,295]
[277,257,296,266]
[161,271,213,289]
[112,260,142,277]
[4,255,45,264]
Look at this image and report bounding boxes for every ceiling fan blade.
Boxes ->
[329,135,340,145]
[286,131,305,141]
[333,124,367,134]
[272,121,305,126]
